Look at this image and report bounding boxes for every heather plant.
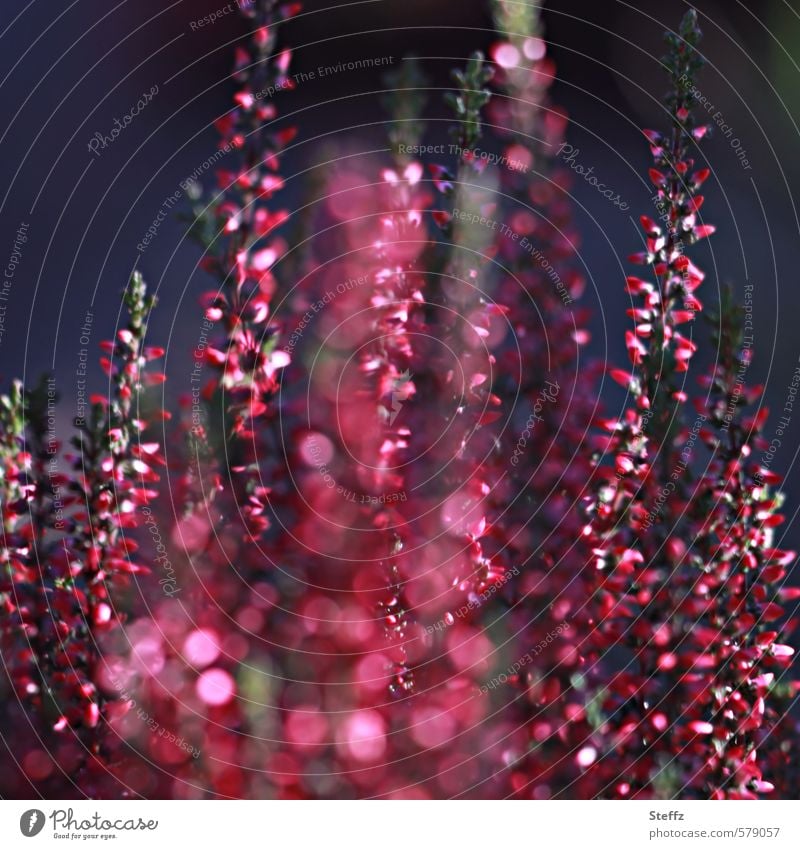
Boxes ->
[0,0,796,802]
[477,0,601,797]
[578,11,798,798]
[0,272,164,794]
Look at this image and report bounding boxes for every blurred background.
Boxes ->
[0,0,798,550]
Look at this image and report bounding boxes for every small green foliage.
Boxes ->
[492,0,542,45]
[445,51,494,148]
[663,8,705,130]
[383,57,429,158]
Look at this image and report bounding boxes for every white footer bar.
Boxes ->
[2,800,799,848]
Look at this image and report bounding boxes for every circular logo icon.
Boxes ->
[19,810,45,837]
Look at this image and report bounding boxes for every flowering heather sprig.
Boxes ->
[0,272,164,790]
[288,53,502,709]
[0,381,40,708]
[483,0,599,797]
[0,377,115,787]
[423,52,515,646]
[58,273,164,748]
[618,9,710,420]
[296,74,434,699]
[368,158,430,697]
[189,0,297,543]
[678,292,798,797]
[73,274,164,600]
[108,0,302,797]
[580,10,721,797]
[585,9,710,617]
